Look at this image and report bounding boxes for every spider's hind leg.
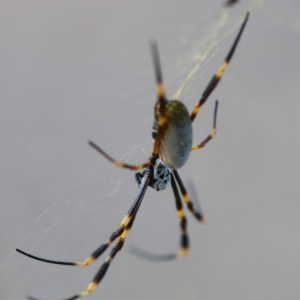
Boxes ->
[173,170,206,223]
[23,169,152,300]
[129,172,192,262]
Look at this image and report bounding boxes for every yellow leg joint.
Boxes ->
[211,129,217,137]
[200,217,207,224]
[79,282,97,297]
[114,161,124,168]
[177,248,189,258]
[157,83,165,98]
[177,208,185,219]
[216,62,229,78]
[182,194,190,204]
[121,215,131,227]
[120,228,130,240]
[75,256,96,267]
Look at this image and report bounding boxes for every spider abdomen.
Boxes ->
[158,100,192,170]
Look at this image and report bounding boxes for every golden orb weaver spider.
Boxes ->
[16,12,249,300]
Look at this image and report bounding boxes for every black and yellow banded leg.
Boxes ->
[150,41,168,158]
[150,41,166,104]
[27,223,135,300]
[129,173,190,262]
[88,44,170,170]
[63,216,137,300]
[191,100,218,151]
[173,170,206,223]
[88,141,151,171]
[17,174,150,269]
[16,227,125,267]
[22,172,152,300]
[17,219,135,270]
[170,173,190,259]
[190,12,249,123]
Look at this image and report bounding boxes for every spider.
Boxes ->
[16,12,249,300]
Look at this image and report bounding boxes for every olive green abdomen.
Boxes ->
[159,100,193,170]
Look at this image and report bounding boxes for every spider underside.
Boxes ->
[135,159,171,191]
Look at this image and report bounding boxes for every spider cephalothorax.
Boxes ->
[135,158,171,191]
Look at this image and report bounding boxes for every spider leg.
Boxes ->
[191,100,218,151]
[16,226,124,267]
[149,41,168,158]
[28,217,140,300]
[17,196,145,267]
[89,42,168,167]
[56,215,138,300]
[171,173,190,258]
[55,174,151,300]
[129,173,191,262]
[150,41,166,104]
[88,141,151,171]
[172,170,206,222]
[20,170,151,300]
[190,12,249,123]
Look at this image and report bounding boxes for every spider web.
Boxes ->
[2,1,297,300]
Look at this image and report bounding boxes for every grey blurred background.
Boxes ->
[1,1,300,299]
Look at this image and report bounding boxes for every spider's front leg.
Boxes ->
[190,12,249,123]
